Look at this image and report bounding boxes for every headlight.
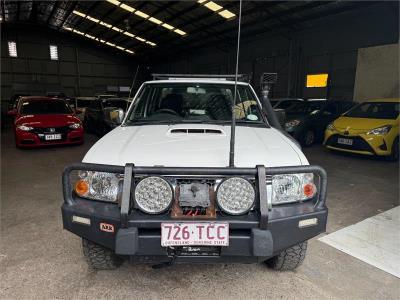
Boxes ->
[134,177,173,214]
[285,119,301,129]
[17,125,33,131]
[74,171,122,202]
[326,123,336,131]
[272,173,316,205]
[216,177,255,215]
[69,123,82,129]
[366,125,392,135]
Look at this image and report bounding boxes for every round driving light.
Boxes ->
[75,180,89,197]
[216,177,255,215]
[134,177,173,214]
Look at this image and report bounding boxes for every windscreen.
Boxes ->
[344,102,399,120]
[126,83,263,124]
[20,100,72,115]
[286,101,325,114]
[77,99,92,108]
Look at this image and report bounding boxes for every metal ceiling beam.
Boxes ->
[1,0,6,22]
[143,1,284,58]
[16,0,20,21]
[105,1,172,49]
[58,1,77,30]
[46,1,58,25]
[157,1,377,61]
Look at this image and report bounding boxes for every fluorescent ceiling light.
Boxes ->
[73,10,86,18]
[204,1,222,12]
[134,10,149,19]
[106,0,121,5]
[116,46,125,50]
[174,29,187,36]
[162,23,174,30]
[73,29,84,35]
[125,49,134,54]
[135,36,146,42]
[111,27,123,33]
[105,1,186,36]
[100,21,112,28]
[106,42,116,47]
[120,3,135,13]
[87,15,99,23]
[85,34,95,39]
[123,31,135,38]
[197,0,207,3]
[149,17,162,25]
[218,9,235,19]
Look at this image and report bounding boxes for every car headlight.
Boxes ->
[216,177,255,215]
[326,123,336,131]
[285,119,301,129]
[74,171,122,202]
[17,125,33,131]
[69,122,82,129]
[134,177,173,214]
[366,125,392,135]
[272,173,316,205]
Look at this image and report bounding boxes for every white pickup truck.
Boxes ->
[61,74,327,271]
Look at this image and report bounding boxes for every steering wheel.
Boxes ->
[154,108,180,116]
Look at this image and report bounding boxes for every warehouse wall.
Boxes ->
[154,3,399,100]
[353,43,399,101]
[1,24,138,111]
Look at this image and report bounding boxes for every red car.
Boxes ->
[9,96,84,148]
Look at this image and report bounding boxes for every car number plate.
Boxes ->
[45,134,62,140]
[161,222,229,247]
[338,137,353,145]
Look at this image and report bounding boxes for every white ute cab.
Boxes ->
[61,74,328,271]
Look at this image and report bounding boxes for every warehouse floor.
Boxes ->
[1,129,399,299]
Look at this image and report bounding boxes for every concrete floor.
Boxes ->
[1,129,399,299]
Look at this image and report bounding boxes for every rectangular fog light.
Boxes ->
[72,215,91,226]
[299,218,318,228]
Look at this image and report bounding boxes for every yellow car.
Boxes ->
[324,98,399,161]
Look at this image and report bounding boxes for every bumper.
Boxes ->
[61,163,328,264]
[15,129,84,147]
[324,131,392,156]
[62,201,327,263]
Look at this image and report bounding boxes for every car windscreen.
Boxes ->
[344,102,399,120]
[76,99,92,108]
[286,101,325,114]
[126,83,264,124]
[102,100,128,110]
[20,100,72,115]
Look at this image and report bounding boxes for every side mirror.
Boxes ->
[7,109,17,117]
[274,109,286,128]
[104,107,125,125]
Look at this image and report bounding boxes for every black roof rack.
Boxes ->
[151,73,250,82]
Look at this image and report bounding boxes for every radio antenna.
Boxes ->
[229,0,243,167]
[128,65,140,100]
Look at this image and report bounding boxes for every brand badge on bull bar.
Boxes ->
[100,222,114,233]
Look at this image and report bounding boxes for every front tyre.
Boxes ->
[388,137,399,161]
[266,241,308,271]
[82,238,123,270]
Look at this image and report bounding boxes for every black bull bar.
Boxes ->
[63,163,327,230]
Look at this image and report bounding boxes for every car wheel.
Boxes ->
[388,137,399,161]
[302,130,315,147]
[82,238,123,270]
[265,241,308,271]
